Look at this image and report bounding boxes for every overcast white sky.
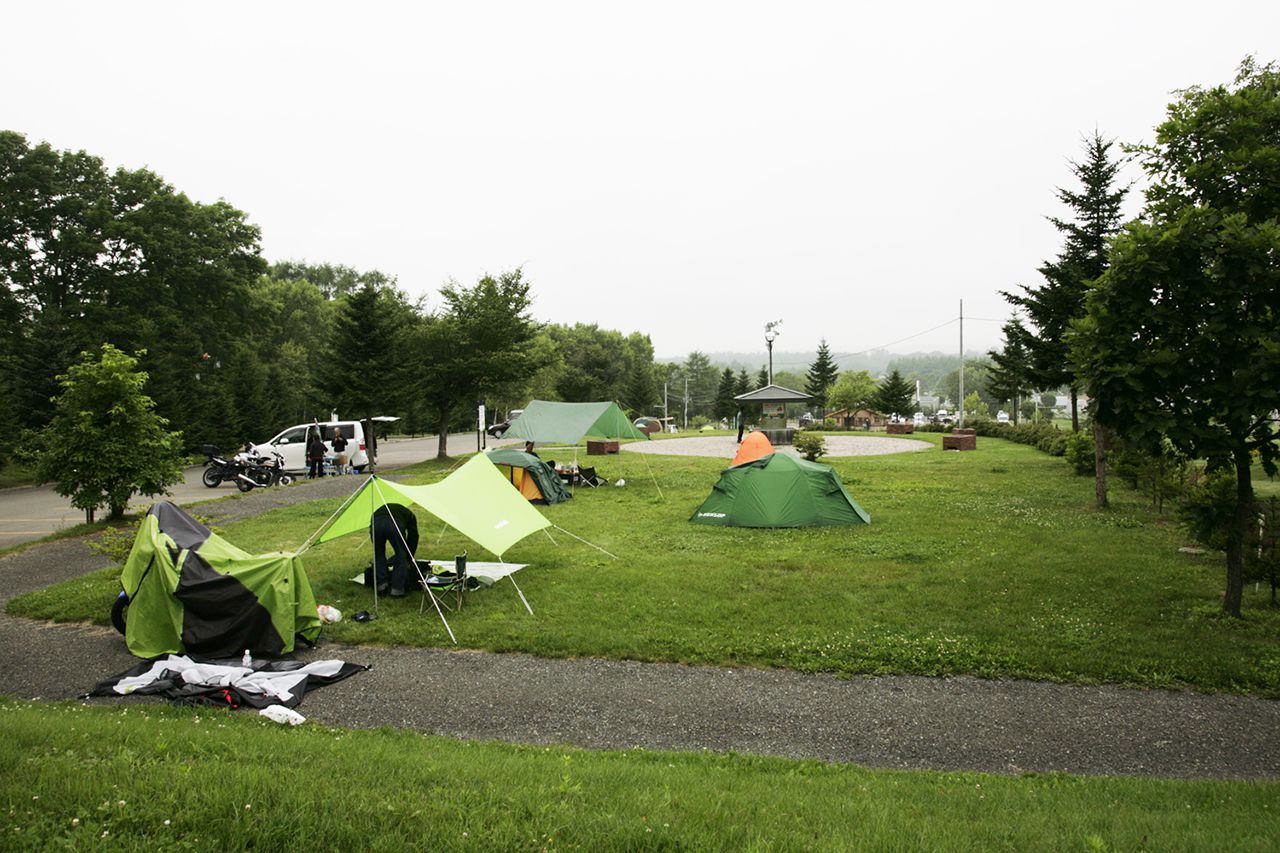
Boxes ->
[6,3,1275,359]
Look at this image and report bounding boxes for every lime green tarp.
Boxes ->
[689,453,871,528]
[502,400,646,445]
[318,452,550,557]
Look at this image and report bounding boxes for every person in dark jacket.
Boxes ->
[306,429,326,479]
[331,428,349,474]
[371,503,419,596]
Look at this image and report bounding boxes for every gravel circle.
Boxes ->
[623,435,931,458]
[3,465,1280,780]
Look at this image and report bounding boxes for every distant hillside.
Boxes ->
[657,349,988,378]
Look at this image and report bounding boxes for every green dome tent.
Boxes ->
[119,502,322,659]
[486,447,573,504]
[689,453,871,528]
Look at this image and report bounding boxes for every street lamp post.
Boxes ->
[764,320,782,385]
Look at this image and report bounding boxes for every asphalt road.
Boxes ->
[0,432,502,548]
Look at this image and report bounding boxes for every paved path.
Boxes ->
[3,461,1279,781]
[0,433,502,547]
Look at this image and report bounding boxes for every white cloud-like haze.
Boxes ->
[5,2,1275,358]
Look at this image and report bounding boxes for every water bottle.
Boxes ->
[242,649,252,668]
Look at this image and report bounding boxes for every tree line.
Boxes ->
[988,58,1280,617]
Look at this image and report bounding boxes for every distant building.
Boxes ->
[827,408,884,430]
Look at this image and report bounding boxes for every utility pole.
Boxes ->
[663,381,669,423]
[958,299,965,429]
[683,376,689,429]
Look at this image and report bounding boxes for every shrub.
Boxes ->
[792,430,827,461]
[1064,430,1095,475]
[1177,468,1236,552]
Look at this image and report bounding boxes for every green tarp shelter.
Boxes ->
[120,502,321,659]
[689,453,871,528]
[486,447,573,504]
[318,453,551,557]
[501,400,647,445]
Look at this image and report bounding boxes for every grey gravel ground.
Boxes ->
[3,472,1279,781]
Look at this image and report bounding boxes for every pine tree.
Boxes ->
[1002,132,1128,431]
[714,368,738,420]
[804,339,839,413]
[987,320,1034,424]
[756,365,769,388]
[735,369,750,398]
[872,369,915,418]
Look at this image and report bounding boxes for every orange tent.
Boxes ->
[732,431,774,466]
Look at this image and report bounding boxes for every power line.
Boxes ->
[772,317,961,367]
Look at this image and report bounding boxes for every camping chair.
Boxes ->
[578,466,606,487]
[416,555,477,613]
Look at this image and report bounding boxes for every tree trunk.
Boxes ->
[85,507,95,524]
[436,403,451,459]
[1093,425,1109,508]
[1070,388,1079,432]
[1223,447,1253,617]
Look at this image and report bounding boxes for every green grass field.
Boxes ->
[11,434,1280,694]
[3,700,1277,852]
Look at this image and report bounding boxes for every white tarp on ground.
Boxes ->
[112,655,347,703]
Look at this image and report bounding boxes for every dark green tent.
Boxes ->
[689,453,871,528]
[119,502,321,658]
[486,448,573,504]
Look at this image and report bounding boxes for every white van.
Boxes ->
[251,419,375,474]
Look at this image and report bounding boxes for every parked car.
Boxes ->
[487,409,524,438]
[633,416,661,436]
[250,419,375,474]
[996,410,1010,423]
[798,412,815,428]
[912,412,925,427]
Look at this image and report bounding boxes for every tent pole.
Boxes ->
[551,523,619,560]
[296,474,373,556]
[542,528,559,546]
[507,575,533,615]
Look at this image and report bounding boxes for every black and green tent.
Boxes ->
[118,502,321,658]
[486,448,573,504]
[689,453,871,528]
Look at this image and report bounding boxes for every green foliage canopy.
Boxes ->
[36,345,184,521]
[1074,58,1280,616]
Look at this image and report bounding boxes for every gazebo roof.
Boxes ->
[734,384,812,404]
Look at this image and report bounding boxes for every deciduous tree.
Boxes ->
[1074,58,1280,616]
[36,345,183,522]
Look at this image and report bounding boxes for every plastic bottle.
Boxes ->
[242,649,252,668]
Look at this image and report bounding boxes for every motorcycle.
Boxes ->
[234,448,293,492]
[200,445,242,488]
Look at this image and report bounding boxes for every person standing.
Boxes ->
[306,429,326,479]
[331,428,349,474]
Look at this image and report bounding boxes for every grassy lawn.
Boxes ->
[11,434,1280,694]
[3,700,1277,851]
[0,460,39,490]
